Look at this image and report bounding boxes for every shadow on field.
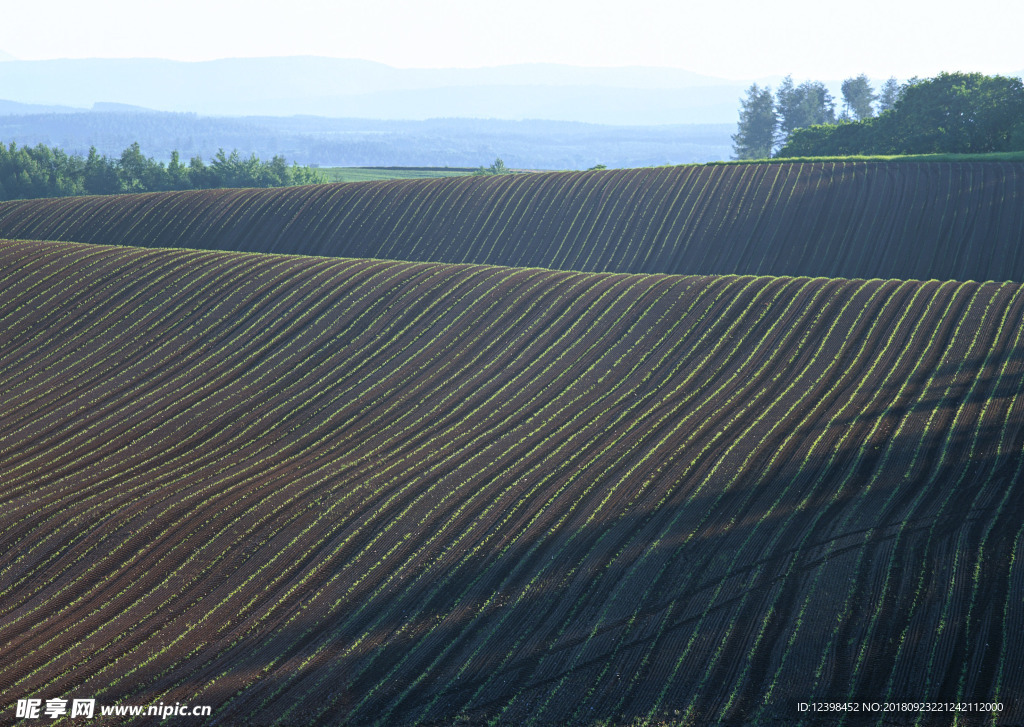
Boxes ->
[60,362,1021,727]
[745,161,1024,282]
[831,346,1024,426]
[4,307,1023,727]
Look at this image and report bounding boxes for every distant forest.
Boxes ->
[0,112,733,171]
[0,141,324,201]
[733,72,1024,159]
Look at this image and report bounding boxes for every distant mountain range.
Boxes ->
[0,56,757,125]
[0,56,1019,125]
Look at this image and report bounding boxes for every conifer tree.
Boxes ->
[731,84,777,159]
[878,77,900,112]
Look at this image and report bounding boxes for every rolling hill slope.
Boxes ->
[2,239,1022,725]
[1,160,1023,280]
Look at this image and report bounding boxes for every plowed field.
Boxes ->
[0,161,1023,280]
[2,239,1022,726]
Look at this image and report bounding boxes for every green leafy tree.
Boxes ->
[117,141,151,192]
[210,148,243,187]
[474,157,512,175]
[731,83,777,159]
[777,72,1024,157]
[266,155,290,186]
[289,161,327,185]
[0,142,82,199]
[891,72,1024,153]
[117,141,184,192]
[84,147,120,195]
[775,76,836,144]
[188,154,216,188]
[1010,121,1024,151]
[841,74,876,120]
[0,140,324,199]
[167,150,191,190]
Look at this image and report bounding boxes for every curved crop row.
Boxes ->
[1,239,1023,726]
[1,161,1023,281]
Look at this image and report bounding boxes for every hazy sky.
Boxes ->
[1,0,1020,80]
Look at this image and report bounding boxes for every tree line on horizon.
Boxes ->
[0,141,326,201]
[732,72,1024,159]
